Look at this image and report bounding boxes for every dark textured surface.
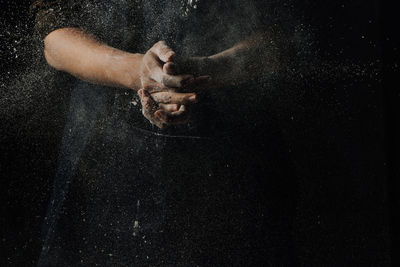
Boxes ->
[0,0,393,266]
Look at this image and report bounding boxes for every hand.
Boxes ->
[167,56,221,89]
[166,56,209,78]
[138,89,192,129]
[139,41,198,128]
[140,41,196,92]
[138,75,211,129]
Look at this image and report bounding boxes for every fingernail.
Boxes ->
[188,95,197,102]
[167,51,175,61]
[138,89,143,97]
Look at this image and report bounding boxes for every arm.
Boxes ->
[209,31,281,84]
[44,27,143,90]
[175,30,286,88]
[43,28,199,128]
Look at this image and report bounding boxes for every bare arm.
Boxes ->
[43,28,201,128]
[44,27,143,90]
[174,30,285,88]
[209,31,281,82]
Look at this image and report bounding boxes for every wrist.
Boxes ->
[107,52,144,90]
[198,56,215,76]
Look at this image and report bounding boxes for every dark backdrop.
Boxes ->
[1,0,398,266]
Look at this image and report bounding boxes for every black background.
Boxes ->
[1,0,398,266]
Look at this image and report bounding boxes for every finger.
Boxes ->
[145,53,194,88]
[163,62,177,75]
[181,75,212,93]
[138,89,166,129]
[151,41,175,62]
[138,89,156,113]
[154,105,190,125]
[151,91,198,105]
[142,79,171,94]
[138,89,158,118]
[173,56,204,75]
[159,73,194,88]
[144,51,166,83]
[139,89,189,127]
[159,103,180,112]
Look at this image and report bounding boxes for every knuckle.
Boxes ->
[175,77,183,86]
[155,40,165,48]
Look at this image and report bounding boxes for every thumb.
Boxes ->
[152,41,176,63]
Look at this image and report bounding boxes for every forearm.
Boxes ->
[204,30,283,86]
[44,27,143,90]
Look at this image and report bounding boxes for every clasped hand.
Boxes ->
[138,41,211,129]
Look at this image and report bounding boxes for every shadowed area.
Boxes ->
[0,0,392,266]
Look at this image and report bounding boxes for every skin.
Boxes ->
[43,27,278,128]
